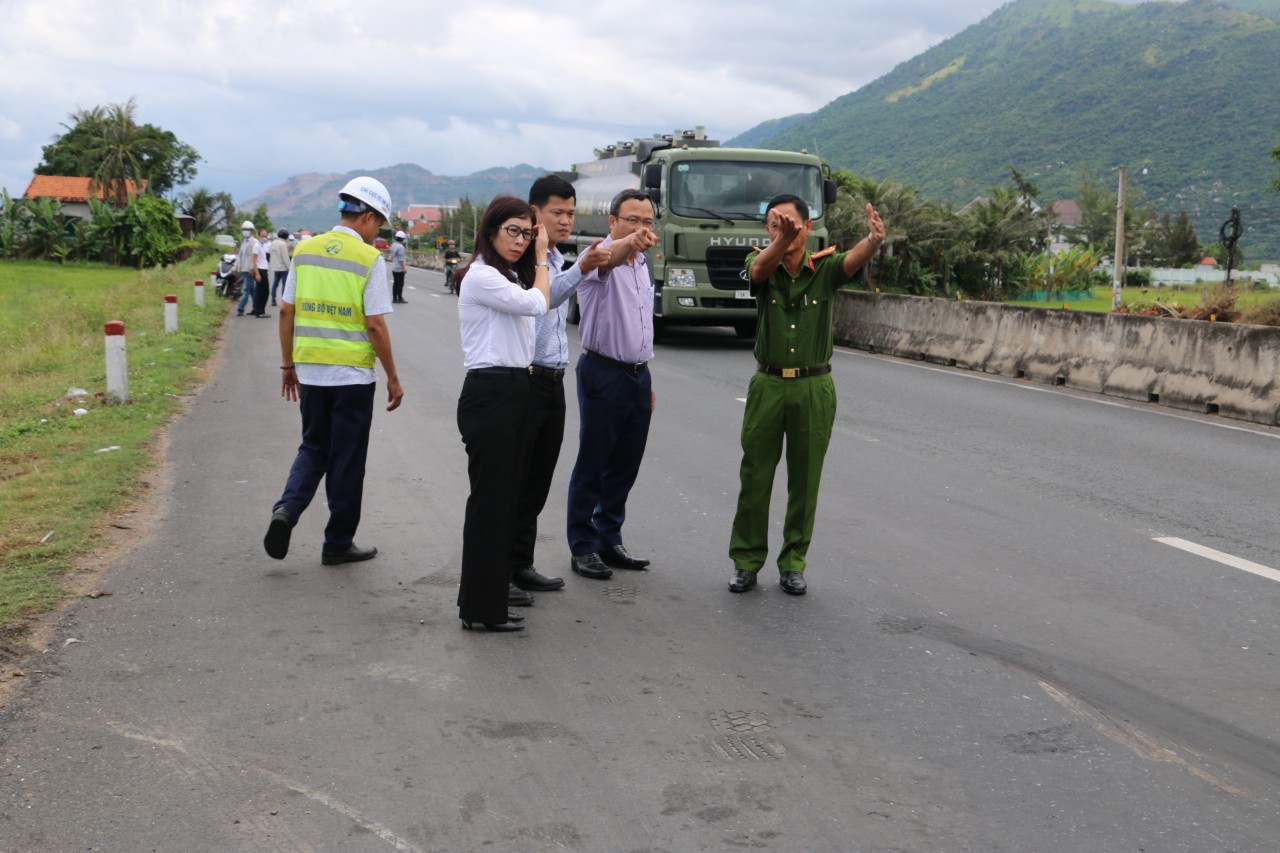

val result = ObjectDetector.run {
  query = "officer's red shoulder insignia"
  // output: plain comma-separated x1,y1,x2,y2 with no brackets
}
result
811,247,837,260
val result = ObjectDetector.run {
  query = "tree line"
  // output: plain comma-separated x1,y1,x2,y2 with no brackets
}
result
825,168,1213,300
1,99,274,266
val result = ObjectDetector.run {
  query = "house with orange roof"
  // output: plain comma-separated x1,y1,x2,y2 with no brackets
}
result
399,203,457,238
24,175,147,219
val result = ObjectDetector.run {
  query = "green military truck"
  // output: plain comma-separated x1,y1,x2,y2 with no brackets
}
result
561,127,837,339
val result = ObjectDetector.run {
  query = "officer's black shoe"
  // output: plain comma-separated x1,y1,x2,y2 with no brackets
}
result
512,566,565,591
779,571,807,595
508,584,535,607
599,543,650,570
321,544,378,565
728,569,757,593
263,508,294,560
571,553,613,580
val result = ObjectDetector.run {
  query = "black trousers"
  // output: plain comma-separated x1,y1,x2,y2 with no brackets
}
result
510,371,566,571
391,270,406,301
274,383,376,554
253,270,270,315
457,370,533,624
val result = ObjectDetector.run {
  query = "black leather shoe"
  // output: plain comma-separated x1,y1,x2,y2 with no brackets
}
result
263,508,294,560
599,543,650,570
321,543,378,565
512,565,565,591
728,569,757,593
461,619,524,632
505,611,525,623
779,571,807,595
571,553,612,580
508,584,535,607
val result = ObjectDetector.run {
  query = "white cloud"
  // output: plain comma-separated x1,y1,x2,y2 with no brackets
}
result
0,0,1049,202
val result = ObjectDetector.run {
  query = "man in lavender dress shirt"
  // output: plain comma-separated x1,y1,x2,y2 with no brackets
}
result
566,189,660,580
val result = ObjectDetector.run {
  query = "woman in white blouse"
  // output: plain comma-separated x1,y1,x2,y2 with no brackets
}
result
455,195,551,632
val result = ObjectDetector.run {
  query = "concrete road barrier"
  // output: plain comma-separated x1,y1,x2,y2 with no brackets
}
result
835,291,1280,427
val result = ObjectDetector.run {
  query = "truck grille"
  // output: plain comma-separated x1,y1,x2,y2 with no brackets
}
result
706,247,753,290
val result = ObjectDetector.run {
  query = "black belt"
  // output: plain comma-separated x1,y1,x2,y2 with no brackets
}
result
468,366,530,377
529,364,565,381
585,349,647,374
756,363,832,379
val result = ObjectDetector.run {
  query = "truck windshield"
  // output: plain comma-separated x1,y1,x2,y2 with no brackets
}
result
668,161,824,221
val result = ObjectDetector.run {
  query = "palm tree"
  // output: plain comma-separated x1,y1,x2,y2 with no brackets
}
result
961,186,1048,292
180,188,235,234
86,98,158,207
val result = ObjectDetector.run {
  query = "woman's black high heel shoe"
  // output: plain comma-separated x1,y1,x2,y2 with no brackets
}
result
461,619,524,632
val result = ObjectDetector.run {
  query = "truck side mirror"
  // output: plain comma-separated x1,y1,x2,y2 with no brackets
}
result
823,179,838,206
644,164,662,207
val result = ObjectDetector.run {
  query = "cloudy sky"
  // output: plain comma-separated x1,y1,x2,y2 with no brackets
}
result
0,0,1137,206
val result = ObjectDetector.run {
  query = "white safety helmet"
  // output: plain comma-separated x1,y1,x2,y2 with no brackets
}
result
240,220,254,230
394,230,406,241
338,176,392,223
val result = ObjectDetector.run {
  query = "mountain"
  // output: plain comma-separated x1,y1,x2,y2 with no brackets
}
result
727,114,811,149
246,162,547,231
730,0,1280,259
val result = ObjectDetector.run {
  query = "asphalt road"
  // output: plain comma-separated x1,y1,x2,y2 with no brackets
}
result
2,265,1278,852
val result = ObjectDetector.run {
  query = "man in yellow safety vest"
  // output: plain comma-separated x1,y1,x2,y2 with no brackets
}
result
263,176,404,565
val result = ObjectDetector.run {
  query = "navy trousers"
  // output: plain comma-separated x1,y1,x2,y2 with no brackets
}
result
274,382,376,555
566,354,652,556
511,371,566,571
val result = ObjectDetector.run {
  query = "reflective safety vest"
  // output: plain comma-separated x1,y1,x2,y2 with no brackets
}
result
290,231,380,368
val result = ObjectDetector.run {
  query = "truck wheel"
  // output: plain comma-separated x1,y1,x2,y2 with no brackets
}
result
652,318,665,344
734,321,757,339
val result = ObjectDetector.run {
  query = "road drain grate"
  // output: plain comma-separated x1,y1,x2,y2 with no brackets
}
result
708,711,787,761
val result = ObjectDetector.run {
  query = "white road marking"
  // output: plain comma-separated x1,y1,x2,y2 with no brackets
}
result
1154,537,1280,584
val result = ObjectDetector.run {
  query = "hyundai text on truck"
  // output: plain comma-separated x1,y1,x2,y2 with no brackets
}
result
559,127,838,339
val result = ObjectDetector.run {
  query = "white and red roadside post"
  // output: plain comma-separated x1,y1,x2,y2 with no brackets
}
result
194,279,206,307
164,294,178,333
105,321,128,403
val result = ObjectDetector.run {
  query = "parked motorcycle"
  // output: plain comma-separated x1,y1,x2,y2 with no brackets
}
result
214,254,240,298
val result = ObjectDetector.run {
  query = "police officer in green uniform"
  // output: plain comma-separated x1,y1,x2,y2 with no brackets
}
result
728,194,884,595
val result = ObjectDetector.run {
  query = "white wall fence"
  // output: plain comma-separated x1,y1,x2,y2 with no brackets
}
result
1102,266,1280,288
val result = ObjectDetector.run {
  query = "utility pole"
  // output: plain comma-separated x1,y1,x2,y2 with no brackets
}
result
1112,165,1126,311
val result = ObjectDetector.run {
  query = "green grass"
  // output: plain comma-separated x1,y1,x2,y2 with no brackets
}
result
0,256,228,627
1004,285,1279,313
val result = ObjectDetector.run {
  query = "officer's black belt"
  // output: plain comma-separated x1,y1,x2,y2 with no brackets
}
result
585,349,648,374
469,366,530,377
756,363,832,379
529,364,566,381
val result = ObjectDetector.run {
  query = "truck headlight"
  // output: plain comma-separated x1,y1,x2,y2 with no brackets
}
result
667,268,697,288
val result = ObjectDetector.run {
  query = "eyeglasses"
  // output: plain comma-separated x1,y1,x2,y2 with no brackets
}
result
500,224,534,240
616,216,656,228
